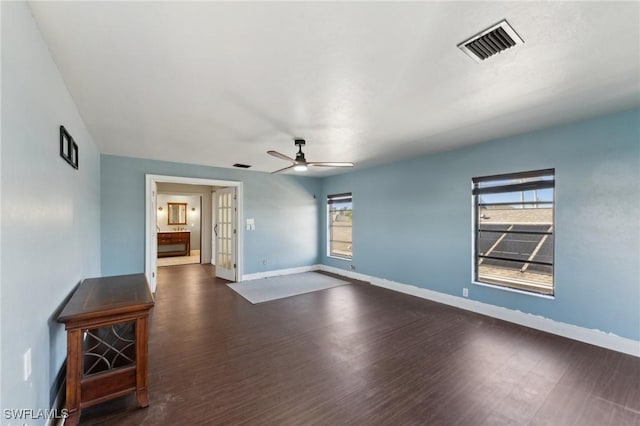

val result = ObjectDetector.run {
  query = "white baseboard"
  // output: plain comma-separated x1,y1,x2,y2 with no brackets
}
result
241,264,322,281
318,265,640,357
317,265,371,283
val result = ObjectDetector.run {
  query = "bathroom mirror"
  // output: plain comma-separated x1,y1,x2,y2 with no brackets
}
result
167,203,187,225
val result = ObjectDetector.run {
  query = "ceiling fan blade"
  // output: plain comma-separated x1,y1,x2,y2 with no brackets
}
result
267,150,296,163
271,164,296,174
308,162,354,168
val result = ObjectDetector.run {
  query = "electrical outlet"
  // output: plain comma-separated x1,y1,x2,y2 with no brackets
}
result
262,259,267,265
463,288,469,298
23,348,31,381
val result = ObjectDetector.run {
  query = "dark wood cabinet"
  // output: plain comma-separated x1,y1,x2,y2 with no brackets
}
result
157,231,190,257
57,274,154,426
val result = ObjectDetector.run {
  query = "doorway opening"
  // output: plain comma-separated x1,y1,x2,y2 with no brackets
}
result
145,175,243,293
156,184,211,267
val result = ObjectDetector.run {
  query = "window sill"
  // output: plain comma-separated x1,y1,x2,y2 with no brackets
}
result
472,280,555,300
327,255,352,261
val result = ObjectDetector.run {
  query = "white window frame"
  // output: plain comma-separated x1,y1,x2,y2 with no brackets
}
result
327,193,353,260
471,169,555,298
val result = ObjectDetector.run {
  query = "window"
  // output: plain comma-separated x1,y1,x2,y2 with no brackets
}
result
473,169,555,296
327,193,352,259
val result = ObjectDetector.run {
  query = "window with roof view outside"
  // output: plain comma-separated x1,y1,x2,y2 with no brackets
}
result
328,193,352,259
473,170,555,296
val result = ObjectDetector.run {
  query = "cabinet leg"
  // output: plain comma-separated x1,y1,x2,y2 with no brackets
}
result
136,315,151,408
65,329,82,426
137,388,150,408
64,410,80,426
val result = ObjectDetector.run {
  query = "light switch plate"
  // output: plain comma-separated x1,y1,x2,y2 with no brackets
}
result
24,348,31,381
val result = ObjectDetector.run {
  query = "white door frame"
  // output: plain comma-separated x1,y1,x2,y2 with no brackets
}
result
211,191,216,266
145,174,244,292
150,180,158,290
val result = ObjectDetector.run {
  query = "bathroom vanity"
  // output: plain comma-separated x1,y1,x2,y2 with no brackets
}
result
157,231,190,257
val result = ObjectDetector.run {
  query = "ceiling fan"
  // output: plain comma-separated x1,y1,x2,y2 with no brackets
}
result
267,139,354,174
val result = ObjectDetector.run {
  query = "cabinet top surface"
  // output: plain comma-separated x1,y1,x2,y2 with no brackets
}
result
57,274,154,323
158,231,190,234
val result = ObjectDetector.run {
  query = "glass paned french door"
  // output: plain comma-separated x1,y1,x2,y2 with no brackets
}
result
215,187,236,281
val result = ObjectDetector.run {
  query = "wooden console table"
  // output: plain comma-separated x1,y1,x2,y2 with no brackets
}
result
157,231,190,257
57,274,154,426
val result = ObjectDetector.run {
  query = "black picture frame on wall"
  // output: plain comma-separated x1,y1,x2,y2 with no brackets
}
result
60,125,78,169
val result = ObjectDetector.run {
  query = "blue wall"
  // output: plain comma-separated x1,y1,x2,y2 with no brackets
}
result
99,111,640,342
2,2,102,416
321,109,640,341
101,155,321,276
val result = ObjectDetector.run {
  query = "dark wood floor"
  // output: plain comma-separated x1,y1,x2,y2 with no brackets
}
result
79,264,640,425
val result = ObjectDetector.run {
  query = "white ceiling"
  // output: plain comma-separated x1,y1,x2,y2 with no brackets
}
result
28,1,640,176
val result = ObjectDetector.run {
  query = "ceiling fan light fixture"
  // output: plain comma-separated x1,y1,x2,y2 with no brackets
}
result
267,138,353,174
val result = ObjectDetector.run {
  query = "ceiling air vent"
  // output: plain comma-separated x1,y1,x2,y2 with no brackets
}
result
458,19,524,63
233,163,251,169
